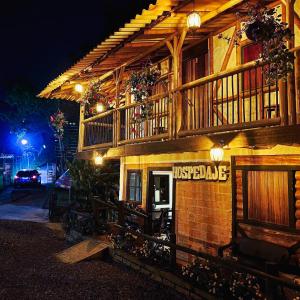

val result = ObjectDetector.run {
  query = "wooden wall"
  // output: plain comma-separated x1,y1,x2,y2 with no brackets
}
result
233,155,300,264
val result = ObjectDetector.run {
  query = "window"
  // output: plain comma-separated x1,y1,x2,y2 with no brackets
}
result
247,171,290,226
127,171,142,203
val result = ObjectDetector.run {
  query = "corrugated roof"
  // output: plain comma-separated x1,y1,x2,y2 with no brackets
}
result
38,0,247,100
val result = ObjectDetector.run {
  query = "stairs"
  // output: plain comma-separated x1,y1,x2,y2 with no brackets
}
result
56,239,109,264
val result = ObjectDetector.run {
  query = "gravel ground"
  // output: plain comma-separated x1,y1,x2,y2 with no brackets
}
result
0,221,187,300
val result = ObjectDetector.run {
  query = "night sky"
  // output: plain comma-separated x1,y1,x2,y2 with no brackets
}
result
0,0,155,153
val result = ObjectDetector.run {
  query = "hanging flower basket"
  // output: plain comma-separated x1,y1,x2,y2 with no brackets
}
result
218,2,294,82
77,79,112,116
245,20,275,42
50,110,66,138
127,66,161,125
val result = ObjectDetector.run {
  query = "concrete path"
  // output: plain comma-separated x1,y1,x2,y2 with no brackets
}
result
0,204,48,222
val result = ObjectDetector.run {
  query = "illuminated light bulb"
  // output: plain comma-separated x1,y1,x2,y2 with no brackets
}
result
74,83,84,93
210,146,224,164
187,11,201,30
96,103,105,113
94,154,103,165
21,139,28,145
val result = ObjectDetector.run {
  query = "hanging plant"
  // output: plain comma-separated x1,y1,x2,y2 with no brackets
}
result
127,66,161,124
50,110,66,138
77,79,113,116
218,1,294,82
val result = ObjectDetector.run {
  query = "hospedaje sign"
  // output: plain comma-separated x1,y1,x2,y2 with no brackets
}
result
172,163,229,181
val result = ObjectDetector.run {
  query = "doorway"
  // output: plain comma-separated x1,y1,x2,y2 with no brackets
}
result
148,170,173,235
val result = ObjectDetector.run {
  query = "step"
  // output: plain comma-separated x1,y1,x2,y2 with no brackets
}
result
56,239,109,264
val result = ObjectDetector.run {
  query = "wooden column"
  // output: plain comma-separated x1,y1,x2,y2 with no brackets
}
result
113,67,125,146
295,171,300,230
295,49,300,123
166,29,187,138
279,80,289,126
287,0,297,125
78,103,85,152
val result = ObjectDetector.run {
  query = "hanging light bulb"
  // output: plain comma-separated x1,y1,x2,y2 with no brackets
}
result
74,83,84,93
94,154,104,165
187,11,201,30
210,144,224,164
96,102,106,113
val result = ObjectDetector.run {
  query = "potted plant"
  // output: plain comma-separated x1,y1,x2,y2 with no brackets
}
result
218,1,294,81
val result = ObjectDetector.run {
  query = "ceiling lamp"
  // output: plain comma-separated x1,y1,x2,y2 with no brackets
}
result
187,11,201,30
74,83,84,93
210,144,224,165
96,103,106,113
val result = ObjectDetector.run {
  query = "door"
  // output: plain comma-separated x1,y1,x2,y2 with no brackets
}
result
148,170,173,235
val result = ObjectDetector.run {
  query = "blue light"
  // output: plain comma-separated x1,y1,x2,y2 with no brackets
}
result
21,139,28,145
42,144,46,149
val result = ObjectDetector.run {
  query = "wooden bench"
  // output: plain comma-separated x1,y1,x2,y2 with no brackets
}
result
218,225,300,275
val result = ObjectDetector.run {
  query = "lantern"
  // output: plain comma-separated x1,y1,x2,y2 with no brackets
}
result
74,83,84,93
96,102,106,113
187,11,201,30
94,154,104,165
210,145,224,164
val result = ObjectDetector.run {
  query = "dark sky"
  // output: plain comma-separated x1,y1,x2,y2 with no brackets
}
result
0,0,155,153
0,0,155,93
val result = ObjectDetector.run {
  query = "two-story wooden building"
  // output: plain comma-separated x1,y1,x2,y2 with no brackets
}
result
40,0,300,263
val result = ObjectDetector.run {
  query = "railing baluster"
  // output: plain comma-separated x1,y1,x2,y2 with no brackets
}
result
226,76,229,123
255,66,258,121
231,75,234,124
221,78,224,125
249,69,252,122
237,73,240,123
268,63,271,119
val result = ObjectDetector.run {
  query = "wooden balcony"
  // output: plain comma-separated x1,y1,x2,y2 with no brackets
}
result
79,47,300,152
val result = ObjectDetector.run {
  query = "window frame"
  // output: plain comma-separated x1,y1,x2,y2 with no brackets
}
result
126,170,142,204
234,165,298,233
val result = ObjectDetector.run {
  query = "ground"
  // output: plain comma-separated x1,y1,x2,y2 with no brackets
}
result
0,187,187,300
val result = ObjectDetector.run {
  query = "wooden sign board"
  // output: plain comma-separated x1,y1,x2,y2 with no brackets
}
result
172,164,229,182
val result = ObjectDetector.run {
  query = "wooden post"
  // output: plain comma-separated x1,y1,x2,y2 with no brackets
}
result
113,67,124,146
287,0,296,125
117,201,125,227
166,29,187,138
296,50,300,123
279,80,289,126
78,104,85,152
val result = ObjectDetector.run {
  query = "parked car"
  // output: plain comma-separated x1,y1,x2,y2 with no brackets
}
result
14,170,41,187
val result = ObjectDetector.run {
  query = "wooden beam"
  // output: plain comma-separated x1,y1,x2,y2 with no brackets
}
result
77,124,300,160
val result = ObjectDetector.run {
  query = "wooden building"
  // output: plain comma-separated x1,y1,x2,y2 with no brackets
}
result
40,0,300,266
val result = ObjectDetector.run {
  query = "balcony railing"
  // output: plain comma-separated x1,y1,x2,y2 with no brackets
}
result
179,61,282,137
118,94,171,145
82,110,114,149
80,47,300,150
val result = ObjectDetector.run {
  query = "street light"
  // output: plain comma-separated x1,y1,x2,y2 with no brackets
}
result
21,139,28,145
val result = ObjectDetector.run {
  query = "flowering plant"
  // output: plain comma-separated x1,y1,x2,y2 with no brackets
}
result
182,258,265,299
78,79,113,116
50,110,66,138
127,66,161,124
127,67,161,102
218,1,294,81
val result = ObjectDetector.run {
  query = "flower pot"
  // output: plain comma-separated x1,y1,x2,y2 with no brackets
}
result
245,20,275,42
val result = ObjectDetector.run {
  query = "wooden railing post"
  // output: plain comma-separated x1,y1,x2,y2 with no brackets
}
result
287,0,296,125
295,49,300,123
279,80,289,126
78,104,85,152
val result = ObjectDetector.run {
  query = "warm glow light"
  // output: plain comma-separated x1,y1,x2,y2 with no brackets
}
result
94,154,103,165
187,11,201,30
210,146,224,163
75,83,84,93
96,103,105,113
